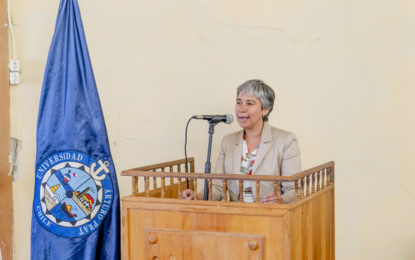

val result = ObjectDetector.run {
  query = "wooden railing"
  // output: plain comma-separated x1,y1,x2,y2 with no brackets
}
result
121,158,334,203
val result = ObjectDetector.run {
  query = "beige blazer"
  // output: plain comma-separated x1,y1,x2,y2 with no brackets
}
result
212,122,301,203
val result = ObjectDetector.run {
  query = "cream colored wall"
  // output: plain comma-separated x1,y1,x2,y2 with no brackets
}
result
9,0,415,259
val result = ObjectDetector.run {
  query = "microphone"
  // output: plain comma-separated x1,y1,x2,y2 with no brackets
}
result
192,114,234,124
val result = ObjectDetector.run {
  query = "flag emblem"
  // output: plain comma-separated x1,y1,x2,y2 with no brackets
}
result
33,151,114,238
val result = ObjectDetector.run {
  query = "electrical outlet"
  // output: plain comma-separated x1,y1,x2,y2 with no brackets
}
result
10,72,20,85
9,59,20,72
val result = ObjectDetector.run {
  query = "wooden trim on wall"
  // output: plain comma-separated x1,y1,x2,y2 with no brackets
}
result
0,0,13,258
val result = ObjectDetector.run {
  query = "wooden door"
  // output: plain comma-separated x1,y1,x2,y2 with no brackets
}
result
0,0,13,258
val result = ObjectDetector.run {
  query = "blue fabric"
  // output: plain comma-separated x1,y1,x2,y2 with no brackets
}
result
31,0,120,259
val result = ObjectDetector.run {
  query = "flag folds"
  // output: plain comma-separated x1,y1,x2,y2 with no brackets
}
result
31,0,120,259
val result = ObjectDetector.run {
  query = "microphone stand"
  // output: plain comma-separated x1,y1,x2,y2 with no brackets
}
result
203,121,217,200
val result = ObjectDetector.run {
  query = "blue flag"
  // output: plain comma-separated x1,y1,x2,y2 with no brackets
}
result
31,0,120,259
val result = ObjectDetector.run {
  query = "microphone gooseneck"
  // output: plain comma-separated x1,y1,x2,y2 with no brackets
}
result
184,113,233,200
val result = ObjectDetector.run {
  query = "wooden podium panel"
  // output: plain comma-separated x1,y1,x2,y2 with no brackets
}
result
144,228,264,259
289,188,334,259
123,197,291,259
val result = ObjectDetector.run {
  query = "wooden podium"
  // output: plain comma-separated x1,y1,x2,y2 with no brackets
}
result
121,158,334,259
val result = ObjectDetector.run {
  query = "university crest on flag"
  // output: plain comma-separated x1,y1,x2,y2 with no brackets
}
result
31,0,120,259
33,151,114,237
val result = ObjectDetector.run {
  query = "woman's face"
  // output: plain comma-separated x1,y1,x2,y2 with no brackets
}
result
235,92,269,131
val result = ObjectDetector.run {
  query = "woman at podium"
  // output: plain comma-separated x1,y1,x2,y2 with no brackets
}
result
183,79,301,203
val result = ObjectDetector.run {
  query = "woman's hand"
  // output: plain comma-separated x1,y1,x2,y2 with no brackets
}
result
262,193,284,204
182,189,195,200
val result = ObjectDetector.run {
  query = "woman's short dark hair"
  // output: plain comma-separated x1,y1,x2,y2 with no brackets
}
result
237,79,275,121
